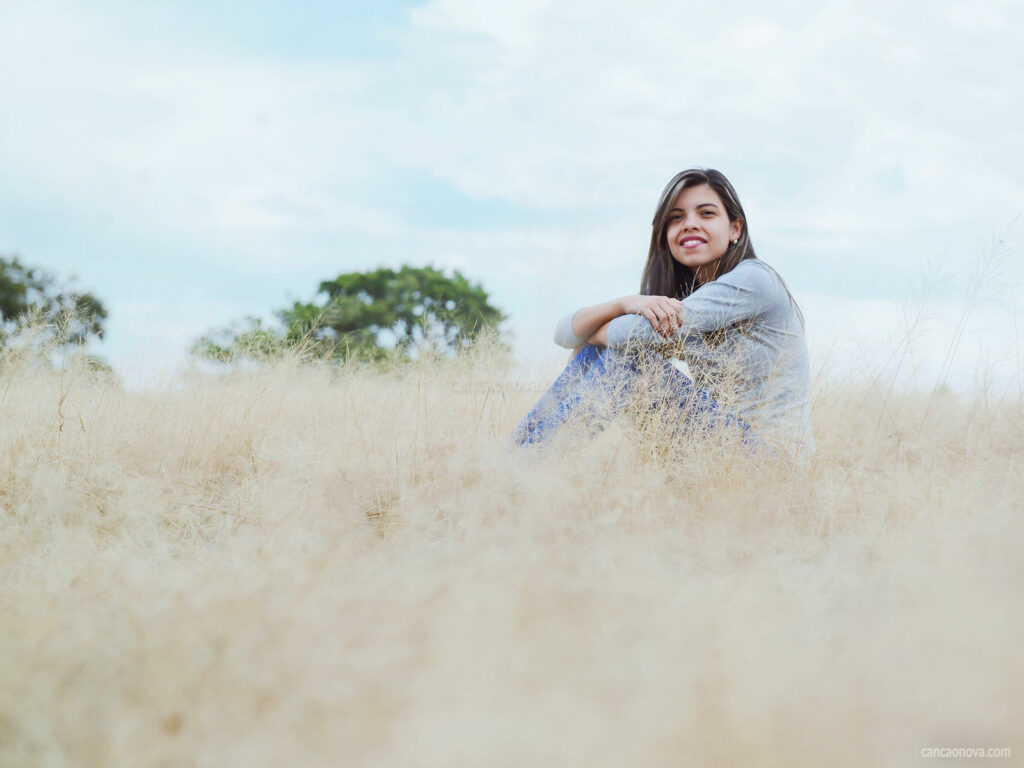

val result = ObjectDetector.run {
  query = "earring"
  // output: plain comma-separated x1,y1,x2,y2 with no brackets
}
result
731,238,738,244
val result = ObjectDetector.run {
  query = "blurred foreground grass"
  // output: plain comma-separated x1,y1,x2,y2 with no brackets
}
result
1,341,1022,767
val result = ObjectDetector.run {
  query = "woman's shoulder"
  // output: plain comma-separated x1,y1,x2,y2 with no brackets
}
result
723,259,788,297
728,257,778,278
721,259,803,323
735,259,805,327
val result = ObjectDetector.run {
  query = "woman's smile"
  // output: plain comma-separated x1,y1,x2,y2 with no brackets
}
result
665,183,742,284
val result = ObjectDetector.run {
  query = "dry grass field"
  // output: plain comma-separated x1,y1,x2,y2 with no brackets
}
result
1,338,1022,767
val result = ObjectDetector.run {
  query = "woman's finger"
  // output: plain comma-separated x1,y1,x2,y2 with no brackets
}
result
645,309,668,337
659,303,679,332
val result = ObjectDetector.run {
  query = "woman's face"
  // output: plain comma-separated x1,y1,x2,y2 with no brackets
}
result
665,183,743,285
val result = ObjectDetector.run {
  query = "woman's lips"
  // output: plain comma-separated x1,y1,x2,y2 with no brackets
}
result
680,239,705,249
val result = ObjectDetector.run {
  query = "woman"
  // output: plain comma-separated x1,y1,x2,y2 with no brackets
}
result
512,168,814,459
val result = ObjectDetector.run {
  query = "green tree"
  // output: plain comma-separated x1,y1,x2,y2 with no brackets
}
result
194,265,506,362
0,255,108,347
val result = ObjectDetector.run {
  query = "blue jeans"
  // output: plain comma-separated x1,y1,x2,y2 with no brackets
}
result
511,344,748,448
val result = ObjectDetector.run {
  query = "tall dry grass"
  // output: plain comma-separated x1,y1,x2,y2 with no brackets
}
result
1,336,1022,767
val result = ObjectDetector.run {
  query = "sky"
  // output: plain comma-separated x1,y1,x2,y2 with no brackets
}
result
1,0,1022,392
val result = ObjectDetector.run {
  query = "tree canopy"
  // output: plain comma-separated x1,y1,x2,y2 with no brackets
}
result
195,265,506,362
0,255,108,347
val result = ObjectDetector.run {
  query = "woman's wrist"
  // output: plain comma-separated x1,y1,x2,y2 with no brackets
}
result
618,295,644,316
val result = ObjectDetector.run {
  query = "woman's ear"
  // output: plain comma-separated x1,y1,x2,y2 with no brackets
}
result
731,219,744,241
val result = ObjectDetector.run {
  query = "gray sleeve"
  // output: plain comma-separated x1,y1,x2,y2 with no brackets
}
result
553,310,588,349
606,260,779,349
605,313,661,348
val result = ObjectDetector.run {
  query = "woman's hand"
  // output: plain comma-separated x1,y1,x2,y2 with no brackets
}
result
619,295,685,338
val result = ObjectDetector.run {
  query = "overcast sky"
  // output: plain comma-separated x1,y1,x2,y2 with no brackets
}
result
2,0,1022,391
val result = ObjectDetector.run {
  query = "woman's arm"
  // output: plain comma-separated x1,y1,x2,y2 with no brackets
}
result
604,261,780,349
587,320,613,346
556,295,685,348
569,298,628,341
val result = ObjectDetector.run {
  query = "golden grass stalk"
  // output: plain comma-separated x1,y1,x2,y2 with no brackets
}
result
0,328,1021,767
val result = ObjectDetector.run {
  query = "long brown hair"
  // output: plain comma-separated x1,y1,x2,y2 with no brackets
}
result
640,168,755,299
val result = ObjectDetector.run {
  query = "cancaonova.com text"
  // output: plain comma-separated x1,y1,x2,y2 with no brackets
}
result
921,747,1012,759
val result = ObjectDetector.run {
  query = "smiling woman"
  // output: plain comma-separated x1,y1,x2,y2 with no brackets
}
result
511,168,814,459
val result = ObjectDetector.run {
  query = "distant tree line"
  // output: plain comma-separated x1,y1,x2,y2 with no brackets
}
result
0,255,506,368
193,265,506,363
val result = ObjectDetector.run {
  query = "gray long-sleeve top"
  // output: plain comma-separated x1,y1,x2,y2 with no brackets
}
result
553,259,814,458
